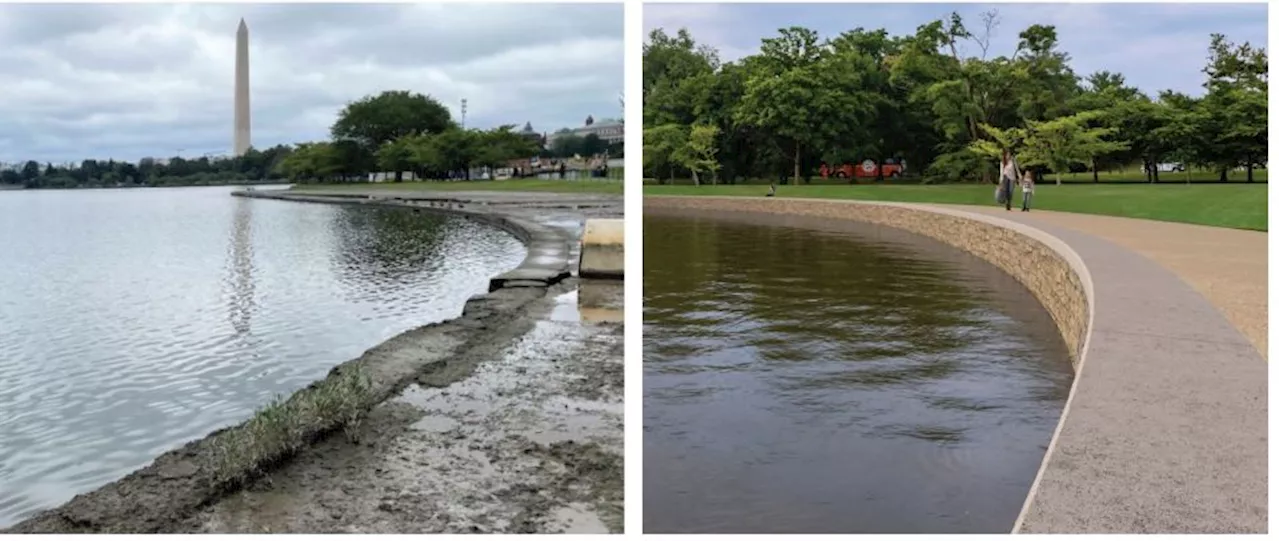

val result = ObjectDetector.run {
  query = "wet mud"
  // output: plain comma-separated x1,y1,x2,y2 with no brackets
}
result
189,283,624,533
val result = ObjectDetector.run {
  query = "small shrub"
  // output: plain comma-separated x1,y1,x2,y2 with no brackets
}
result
206,364,375,486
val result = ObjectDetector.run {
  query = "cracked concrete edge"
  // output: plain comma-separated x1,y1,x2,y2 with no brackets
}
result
3,191,572,533
644,195,1097,534
232,190,573,290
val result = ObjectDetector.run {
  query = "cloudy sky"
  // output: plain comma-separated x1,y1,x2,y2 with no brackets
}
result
645,3,1267,96
0,3,623,163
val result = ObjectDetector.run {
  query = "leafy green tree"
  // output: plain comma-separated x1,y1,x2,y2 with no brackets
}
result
645,16,1265,186
474,126,542,175
331,90,455,152
376,138,415,182
1019,111,1129,185
969,123,1027,160
580,134,608,157
736,37,879,183
1,169,20,185
643,28,720,127
643,124,688,183
1200,33,1268,182
431,129,480,180
20,161,40,181
549,133,585,158
675,124,722,185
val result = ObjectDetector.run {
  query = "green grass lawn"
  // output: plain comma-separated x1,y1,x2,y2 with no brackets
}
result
295,178,623,195
645,183,1268,231
1053,167,1267,183
645,167,1267,186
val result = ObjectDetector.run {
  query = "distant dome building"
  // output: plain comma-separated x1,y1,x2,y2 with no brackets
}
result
518,121,545,148
544,115,623,149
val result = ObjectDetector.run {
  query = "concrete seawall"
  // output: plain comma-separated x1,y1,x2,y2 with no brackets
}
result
645,196,1266,534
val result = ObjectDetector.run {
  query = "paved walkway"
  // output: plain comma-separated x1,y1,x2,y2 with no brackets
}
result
947,206,1267,359
938,206,1267,533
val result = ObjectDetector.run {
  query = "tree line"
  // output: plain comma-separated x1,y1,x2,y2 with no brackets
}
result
643,12,1267,185
2,90,621,189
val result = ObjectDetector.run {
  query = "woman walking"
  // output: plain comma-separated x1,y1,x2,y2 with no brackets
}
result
998,150,1020,212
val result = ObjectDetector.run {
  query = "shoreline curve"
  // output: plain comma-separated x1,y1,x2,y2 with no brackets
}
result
646,196,1092,365
232,190,573,290
5,190,574,533
646,195,1265,534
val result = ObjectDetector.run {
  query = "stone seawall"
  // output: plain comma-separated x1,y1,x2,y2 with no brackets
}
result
644,196,1092,366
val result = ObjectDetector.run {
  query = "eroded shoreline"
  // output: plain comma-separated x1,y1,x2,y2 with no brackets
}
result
7,190,623,533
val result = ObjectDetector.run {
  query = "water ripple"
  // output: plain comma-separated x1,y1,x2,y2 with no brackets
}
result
0,187,525,527
643,214,1074,534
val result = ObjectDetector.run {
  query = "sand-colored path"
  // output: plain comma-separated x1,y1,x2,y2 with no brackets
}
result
947,207,1267,533
947,206,1267,358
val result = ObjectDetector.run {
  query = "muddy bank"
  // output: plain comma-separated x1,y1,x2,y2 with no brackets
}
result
5,288,547,533
191,282,623,533
4,192,624,534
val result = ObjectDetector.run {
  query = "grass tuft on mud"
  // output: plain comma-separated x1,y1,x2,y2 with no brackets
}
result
207,364,374,486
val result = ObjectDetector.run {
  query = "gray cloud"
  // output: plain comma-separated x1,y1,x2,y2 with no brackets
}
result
0,3,624,163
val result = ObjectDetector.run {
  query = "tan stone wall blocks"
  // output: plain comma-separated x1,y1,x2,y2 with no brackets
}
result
645,196,1091,367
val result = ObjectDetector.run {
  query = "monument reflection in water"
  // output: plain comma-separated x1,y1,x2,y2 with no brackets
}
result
642,211,1073,534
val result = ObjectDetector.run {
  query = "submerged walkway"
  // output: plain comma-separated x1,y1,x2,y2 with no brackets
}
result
646,196,1267,533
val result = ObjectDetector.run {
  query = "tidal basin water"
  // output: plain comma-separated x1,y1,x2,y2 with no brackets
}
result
0,186,525,527
643,211,1073,534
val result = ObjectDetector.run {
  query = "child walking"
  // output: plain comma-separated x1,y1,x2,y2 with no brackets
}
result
1020,170,1035,212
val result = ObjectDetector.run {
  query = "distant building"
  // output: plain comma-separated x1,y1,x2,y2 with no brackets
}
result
544,115,624,148
518,122,545,147
368,171,420,183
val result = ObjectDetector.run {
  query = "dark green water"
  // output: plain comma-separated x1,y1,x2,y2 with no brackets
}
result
642,210,1073,534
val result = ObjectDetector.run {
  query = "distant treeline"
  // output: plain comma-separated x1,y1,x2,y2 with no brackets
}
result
644,11,1267,184
3,90,624,189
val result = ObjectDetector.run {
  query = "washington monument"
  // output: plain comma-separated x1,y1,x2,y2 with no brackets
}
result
233,18,251,156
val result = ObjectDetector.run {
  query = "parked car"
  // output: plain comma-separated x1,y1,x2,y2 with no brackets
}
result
1145,162,1186,173
820,158,906,181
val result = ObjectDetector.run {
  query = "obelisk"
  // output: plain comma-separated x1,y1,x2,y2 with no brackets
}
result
233,18,251,156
